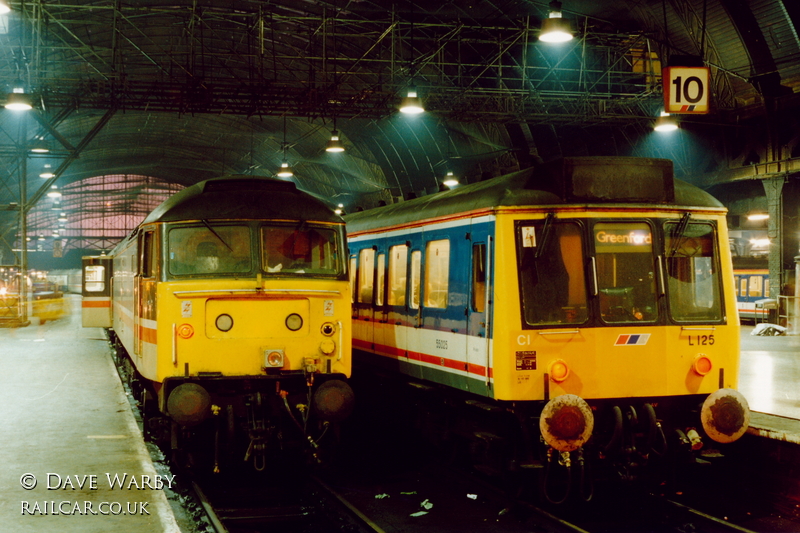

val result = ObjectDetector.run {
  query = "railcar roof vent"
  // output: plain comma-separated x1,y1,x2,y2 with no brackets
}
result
530,157,675,203
202,176,298,194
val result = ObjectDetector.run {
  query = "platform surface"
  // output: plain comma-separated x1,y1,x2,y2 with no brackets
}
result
0,296,180,533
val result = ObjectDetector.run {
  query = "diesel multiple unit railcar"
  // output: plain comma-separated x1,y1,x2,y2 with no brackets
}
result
346,157,749,501
82,176,354,471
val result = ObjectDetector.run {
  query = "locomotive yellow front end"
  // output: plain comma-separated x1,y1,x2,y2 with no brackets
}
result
109,177,353,471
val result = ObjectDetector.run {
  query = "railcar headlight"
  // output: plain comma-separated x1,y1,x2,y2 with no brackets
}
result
692,354,713,376
320,322,335,336
285,313,303,331
215,314,234,332
264,349,285,368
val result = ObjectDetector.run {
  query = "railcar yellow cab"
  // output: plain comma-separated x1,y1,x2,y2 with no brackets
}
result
345,157,749,501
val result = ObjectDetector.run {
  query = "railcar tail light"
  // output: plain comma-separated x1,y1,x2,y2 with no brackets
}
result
265,349,284,368
692,354,712,376
549,359,570,382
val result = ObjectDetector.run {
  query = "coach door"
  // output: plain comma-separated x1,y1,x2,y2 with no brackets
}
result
81,255,113,328
354,247,376,349
466,220,493,395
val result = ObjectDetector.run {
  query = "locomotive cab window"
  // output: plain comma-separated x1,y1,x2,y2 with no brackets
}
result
665,221,723,322
594,222,657,323
261,224,341,275
517,220,587,326
168,224,251,276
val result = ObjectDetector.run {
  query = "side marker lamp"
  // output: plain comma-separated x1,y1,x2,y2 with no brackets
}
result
549,359,570,382
692,354,713,376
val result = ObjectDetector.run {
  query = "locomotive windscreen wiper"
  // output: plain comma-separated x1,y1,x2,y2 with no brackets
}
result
202,220,234,252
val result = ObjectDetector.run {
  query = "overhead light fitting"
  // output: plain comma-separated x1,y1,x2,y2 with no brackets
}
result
747,212,769,221
29,139,50,153
0,2,10,14
47,185,61,198
276,116,295,178
5,92,32,111
326,123,345,153
399,85,424,114
276,161,294,178
40,172,55,179
654,112,678,132
443,171,459,188
539,1,573,43
58,213,68,222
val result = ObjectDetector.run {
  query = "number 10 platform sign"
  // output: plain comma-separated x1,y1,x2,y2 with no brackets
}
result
663,66,710,114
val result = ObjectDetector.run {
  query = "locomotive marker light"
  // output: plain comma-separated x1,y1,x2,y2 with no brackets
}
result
540,394,594,452
548,359,570,382
285,313,303,331
700,388,750,443
215,313,233,332
167,383,211,426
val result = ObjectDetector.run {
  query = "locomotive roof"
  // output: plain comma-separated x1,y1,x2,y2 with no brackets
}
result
142,175,344,225
345,157,724,233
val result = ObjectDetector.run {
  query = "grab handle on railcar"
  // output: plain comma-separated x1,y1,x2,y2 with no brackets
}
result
657,255,666,296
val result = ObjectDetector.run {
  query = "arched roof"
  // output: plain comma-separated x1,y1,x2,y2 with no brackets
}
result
0,0,796,252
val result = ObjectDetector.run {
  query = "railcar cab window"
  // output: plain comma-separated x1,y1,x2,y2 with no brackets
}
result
664,221,722,322
594,222,658,323
261,224,342,276
517,219,588,326
168,225,251,276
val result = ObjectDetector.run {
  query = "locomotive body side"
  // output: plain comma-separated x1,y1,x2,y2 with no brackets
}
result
94,176,354,470
346,157,749,499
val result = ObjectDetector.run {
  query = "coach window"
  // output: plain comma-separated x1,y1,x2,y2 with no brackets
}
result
740,277,747,298
748,276,762,298
472,244,486,312
424,240,450,308
358,248,375,304
518,220,587,325
665,221,722,322
84,266,105,292
388,244,408,306
410,250,421,309
734,275,740,297
376,253,386,306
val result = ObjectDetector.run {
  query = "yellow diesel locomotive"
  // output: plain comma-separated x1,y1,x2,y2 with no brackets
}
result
346,157,749,501
83,176,354,471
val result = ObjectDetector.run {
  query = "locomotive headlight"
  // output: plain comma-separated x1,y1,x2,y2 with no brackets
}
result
285,313,303,331
265,349,285,368
549,359,570,382
215,314,234,332
692,354,713,376
320,322,335,336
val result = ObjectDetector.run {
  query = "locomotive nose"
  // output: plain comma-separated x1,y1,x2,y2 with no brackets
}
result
701,388,750,443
